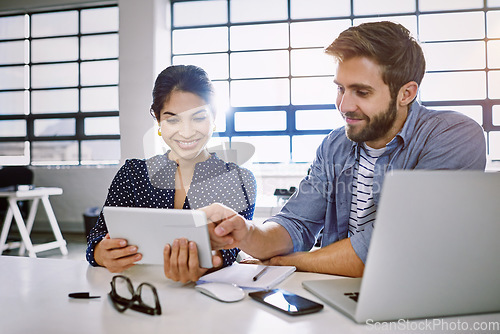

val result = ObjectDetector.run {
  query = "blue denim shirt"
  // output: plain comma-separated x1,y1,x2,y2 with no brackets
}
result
267,102,486,263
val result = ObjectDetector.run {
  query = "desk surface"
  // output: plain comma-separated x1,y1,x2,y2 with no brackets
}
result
1,256,499,334
0,186,62,198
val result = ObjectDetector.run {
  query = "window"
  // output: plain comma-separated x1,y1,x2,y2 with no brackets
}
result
170,0,500,163
0,5,119,165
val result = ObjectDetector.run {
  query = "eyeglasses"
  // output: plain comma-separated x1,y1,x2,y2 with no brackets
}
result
108,275,162,316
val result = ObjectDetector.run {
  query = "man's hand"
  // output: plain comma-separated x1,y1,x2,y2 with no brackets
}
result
163,238,222,283
94,234,142,273
199,203,252,250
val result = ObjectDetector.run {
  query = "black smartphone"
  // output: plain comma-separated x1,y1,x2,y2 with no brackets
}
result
249,289,323,316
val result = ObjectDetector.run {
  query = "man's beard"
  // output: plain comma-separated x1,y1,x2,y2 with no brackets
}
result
344,98,398,143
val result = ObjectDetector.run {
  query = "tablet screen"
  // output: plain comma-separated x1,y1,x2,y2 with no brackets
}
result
103,206,213,268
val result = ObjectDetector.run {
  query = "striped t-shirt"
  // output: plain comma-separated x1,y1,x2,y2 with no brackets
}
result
349,143,386,236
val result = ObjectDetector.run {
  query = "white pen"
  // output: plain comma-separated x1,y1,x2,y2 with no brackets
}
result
252,266,269,281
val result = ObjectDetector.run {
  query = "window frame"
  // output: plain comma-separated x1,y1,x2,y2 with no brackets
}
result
170,0,500,163
0,4,120,166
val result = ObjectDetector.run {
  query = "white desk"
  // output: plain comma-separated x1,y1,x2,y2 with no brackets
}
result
1,256,499,334
0,187,68,257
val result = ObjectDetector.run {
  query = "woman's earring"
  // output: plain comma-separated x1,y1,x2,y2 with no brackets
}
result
213,125,217,132
158,128,162,136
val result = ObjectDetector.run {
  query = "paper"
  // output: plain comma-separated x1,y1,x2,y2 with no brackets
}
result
198,263,296,290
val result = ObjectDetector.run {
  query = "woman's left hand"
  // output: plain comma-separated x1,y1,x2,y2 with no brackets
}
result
163,238,222,283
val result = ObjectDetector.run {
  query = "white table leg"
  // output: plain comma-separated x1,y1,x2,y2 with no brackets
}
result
41,195,68,255
0,208,14,254
8,198,37,258
18,198,40,256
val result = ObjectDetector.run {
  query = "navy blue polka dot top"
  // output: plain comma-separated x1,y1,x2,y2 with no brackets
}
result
86,152,256,268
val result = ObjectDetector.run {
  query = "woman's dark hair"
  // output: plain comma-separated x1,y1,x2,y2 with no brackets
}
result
150,65,215,121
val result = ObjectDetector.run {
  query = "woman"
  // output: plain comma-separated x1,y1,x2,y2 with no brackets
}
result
86,65,256,282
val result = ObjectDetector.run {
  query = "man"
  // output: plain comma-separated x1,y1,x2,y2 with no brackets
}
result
165,21,486,282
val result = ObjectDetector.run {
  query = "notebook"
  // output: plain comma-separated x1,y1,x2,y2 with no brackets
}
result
303,170,500,323
198,263,296,290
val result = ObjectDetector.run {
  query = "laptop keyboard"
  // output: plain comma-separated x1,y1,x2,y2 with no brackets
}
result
344,292,360,302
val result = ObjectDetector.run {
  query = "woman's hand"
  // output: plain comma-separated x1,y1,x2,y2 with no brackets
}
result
163,238,222,283
94,234,142,273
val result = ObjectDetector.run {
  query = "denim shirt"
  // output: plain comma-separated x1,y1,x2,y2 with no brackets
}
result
267,102,487,263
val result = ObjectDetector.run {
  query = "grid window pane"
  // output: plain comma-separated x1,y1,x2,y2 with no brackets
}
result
173,27,228,54
31,141,78,165
296,109,344,131
489,132,500,159
0,91,27,115
420,71,486,101
488,40,500,69
292,135,325,162
81,60,119,86
0,5,118,166
31,11,78,37
31,63,79,88
31,37,78,63
230,23,288,51
84,116,120,135
237,136,290,162
489,0,500,6
81,34,119,60
81,87,119,112
419,0,483,11
235,111,286,131
231,79,289,107
81,7,119,33
34,118,75,136
173,54,229,80
291,49,335,76
231,0,287,23
0,142,28,157
31,89,78,114
493,106,500,126
431,106,483,126
488,70,500,99
291,0,350,19
213,81,230,117
419,12,485,41
291,77,336,105
423,41,486,71
290,20,351,48
81,139,120,164
353,0,415,15
0,120,26,137
0,41,25,64
487,11,500,38
173,0,227,27
231,50,289,79
0,66,26,90
0,15,26,40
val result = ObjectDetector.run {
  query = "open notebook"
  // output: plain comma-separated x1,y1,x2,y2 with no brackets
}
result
198,263,296,290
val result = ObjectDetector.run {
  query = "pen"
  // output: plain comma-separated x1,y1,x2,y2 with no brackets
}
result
68,292,100,299
252,266,269,281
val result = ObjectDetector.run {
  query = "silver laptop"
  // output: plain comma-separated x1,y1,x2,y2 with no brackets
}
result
303,170,500,323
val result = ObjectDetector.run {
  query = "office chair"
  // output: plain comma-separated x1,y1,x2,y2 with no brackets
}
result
0,166,34,220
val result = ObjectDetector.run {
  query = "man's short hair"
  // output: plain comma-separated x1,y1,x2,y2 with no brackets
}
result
325,21,426,100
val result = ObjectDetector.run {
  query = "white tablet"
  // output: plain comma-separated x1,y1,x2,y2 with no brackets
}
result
103,206,213,268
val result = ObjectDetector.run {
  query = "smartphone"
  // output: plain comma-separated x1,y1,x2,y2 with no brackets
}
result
249,289,323,316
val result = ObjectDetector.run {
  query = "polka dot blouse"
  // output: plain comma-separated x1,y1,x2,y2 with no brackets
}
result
86,152,257,268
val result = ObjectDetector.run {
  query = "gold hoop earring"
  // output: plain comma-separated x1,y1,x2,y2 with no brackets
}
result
158,128,162,136
213,125,217,132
